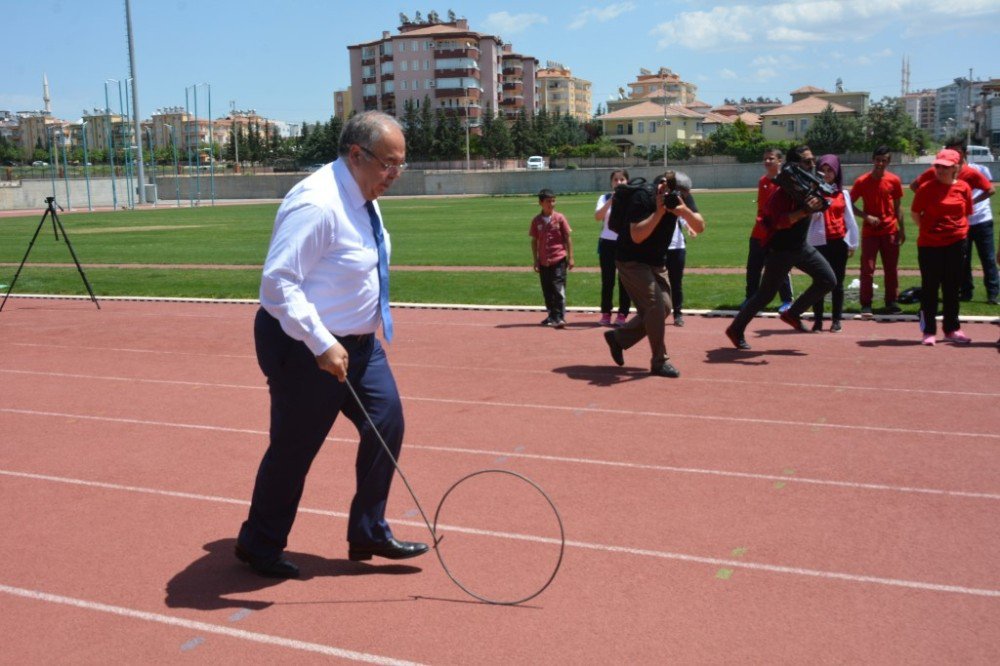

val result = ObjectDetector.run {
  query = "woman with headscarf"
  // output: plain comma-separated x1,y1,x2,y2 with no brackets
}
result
807,154,859,332
910,149,974,345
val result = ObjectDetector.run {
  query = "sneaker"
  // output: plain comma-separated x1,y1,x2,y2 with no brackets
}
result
944,330,972,344
603,330,625,366
860,307,874,319
540,317,554,326
599,313,612,327
724,325,751,350
674,314,685,327
614,313,628,327
778,301,793,314
884,303,902,315
921,334,936,346
988,296,999,305
811,320,823,332
650,362,681,378
553,319,566,329
830,321,842,333
779,310,807,332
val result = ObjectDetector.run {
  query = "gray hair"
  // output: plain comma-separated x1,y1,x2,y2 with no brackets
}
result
674,171,693,191
337,111,403,157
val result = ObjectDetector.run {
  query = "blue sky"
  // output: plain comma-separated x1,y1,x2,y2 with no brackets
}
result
4,1,998,125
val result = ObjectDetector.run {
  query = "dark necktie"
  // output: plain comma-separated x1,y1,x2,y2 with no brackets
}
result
365,200,393,342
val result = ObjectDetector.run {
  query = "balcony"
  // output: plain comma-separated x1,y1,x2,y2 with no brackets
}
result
435,47,479,59
435,88,475,99
502,66,523,76
435,67,478,78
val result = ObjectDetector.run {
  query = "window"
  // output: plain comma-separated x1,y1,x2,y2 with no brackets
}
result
616,123,624,135
382,81,394,93
787,120,795,133
412,60,419,71
637,121,644,134
799,118,809,133
401,61,408,72
400,81,407,90
649,121,656,132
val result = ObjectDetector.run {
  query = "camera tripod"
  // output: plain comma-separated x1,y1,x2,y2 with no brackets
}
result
0,197,100,312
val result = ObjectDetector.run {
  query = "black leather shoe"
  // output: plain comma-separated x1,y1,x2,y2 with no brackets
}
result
603,330,624,366
779,310,807,332
235,544,300,579
348,538,429,561
725,325,751,350
650,362,680,378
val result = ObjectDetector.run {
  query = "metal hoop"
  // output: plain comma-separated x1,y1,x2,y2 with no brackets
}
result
432,469,565,606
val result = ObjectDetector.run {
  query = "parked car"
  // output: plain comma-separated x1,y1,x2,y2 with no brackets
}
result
526,155,546,170
31,160,48,167
966,145,995,163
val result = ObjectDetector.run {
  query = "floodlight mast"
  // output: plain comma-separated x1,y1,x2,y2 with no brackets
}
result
125,0,146,204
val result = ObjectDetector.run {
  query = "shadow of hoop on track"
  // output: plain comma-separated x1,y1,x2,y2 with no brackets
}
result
164,538,422,611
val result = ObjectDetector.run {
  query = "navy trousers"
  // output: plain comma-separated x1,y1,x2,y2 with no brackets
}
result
238,308,404,560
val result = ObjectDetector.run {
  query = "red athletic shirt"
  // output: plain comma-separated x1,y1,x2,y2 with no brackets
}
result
911,163,993,194
911,179,972,247
850,171,903,237
823,191,847,241
751,174,779,240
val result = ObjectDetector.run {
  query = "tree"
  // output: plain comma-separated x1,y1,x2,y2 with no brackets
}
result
804,104,861,155
861,97,929,155
433,112,464,160
479,103,513,160
511,109,531,156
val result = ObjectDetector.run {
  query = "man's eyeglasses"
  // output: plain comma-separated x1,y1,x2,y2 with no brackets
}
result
360,146,407,175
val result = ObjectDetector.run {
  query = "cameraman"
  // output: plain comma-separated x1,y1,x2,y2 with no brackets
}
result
726,145,835,350
603,171,705,378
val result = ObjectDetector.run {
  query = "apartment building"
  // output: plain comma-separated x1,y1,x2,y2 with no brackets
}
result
902,90,936,133
536,61,592,121
596,101,705,155
607,67,698,114
760,96,857,142
333,88,352,121
346,17,537,126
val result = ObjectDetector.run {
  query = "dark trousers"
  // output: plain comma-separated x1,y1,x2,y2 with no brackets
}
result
598,238,630,316
238,308,404,560
961,221,999,300
813,239,849,325
732,243,835,335
539,258,568,321
918,241,965,336
665,248,686,316
746,237,793,303
615,260,672,368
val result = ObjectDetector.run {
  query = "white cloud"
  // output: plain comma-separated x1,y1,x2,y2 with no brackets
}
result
481,11,548,36
720,68,738,80
568,2,637,30
755,68,779,81
649,0,999,51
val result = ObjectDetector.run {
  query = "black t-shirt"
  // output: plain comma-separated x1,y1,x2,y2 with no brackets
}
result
616,191,697,265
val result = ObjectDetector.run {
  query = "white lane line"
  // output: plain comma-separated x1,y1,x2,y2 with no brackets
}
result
0,583,423,665
2,469,998,600
6,351,999,398
3,369,997,441
2,408,997,501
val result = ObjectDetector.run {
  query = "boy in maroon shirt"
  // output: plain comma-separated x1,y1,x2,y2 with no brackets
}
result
851,146,906,316
530,189,574,328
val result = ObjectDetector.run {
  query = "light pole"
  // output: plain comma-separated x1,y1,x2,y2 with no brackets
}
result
465,105,471,171
46,126,58,201
81,120,93,211
230,100,240,174
164,124,180,207
124,0,147,204
145,126,156,206
59,126,71,210
103,81,118,210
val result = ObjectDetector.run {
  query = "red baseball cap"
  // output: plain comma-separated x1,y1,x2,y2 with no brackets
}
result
932,149,961,167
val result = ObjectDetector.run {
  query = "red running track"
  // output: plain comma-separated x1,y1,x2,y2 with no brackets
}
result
0,298,998,663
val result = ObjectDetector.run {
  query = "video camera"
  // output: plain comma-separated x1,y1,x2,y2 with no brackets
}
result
772,163,837,211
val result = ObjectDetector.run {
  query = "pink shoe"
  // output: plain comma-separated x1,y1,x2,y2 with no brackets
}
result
614,314,628,327
921,334,936,346
944,330,971,344
599,314,612,326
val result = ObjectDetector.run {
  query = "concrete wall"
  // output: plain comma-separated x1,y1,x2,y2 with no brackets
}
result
2,164,989,211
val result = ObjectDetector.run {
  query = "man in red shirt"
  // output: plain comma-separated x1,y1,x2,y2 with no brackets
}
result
745,148,793,311
850,146,906,316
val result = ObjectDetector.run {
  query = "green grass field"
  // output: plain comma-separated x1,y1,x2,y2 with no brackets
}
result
1,191,997,314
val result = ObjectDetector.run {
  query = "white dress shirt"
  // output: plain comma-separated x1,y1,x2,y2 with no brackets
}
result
260,158,391,355
968,162,994,226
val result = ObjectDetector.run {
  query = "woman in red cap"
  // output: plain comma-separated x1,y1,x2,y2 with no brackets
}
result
910,149,974,345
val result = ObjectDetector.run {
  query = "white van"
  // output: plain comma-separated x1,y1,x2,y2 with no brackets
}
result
526,156,546,170
966,145,995,163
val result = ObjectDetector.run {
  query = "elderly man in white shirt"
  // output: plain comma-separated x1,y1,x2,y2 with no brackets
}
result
236,111,428,579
